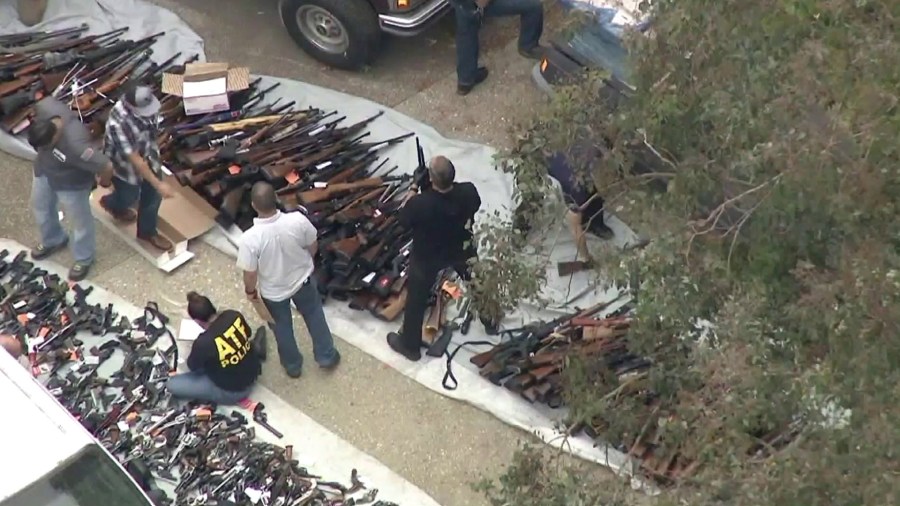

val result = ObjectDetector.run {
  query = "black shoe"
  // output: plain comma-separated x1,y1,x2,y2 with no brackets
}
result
518,45,545,60
67,261,91,282
252,326,268,362
31,239,68,260
457,67,489,96
284,366,302,379
387,332,421,361
319,350,341,370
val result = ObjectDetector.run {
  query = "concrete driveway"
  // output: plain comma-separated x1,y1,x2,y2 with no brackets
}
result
0,2,642,505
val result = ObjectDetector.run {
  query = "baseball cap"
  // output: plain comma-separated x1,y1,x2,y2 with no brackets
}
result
130,85,161,117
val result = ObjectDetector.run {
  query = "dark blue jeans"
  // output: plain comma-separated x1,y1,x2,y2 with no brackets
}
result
454,0,544,84
262,276,339,375
103,177,161,238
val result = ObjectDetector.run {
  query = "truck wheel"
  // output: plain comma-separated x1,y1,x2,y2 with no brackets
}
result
280,0,382,71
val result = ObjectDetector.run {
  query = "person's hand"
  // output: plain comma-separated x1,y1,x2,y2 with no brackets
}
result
245,289,259,301
475,0,492,10
157,181,176,199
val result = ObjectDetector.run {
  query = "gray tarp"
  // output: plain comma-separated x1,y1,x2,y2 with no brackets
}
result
0,0,648,486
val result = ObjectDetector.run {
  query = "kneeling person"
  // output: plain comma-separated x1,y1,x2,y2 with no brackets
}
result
167,292,261,404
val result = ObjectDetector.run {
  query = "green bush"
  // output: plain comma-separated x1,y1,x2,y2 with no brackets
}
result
477,0,900,504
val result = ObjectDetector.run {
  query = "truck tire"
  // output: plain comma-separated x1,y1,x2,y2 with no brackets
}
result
280,0,382,71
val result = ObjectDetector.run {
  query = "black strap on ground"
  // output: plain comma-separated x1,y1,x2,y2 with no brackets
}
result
440,326,525,391
143,301,179,372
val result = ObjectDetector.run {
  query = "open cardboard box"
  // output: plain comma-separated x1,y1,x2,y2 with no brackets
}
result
90,175,218,272
161,62,251,116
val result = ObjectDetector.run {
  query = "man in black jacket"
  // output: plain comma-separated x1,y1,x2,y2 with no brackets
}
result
166,292,263,404
386,156,482,361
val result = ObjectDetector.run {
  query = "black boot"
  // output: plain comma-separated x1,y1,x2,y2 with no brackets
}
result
387,332,421,361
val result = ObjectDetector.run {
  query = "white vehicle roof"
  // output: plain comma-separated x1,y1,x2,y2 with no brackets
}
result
0,351,95,501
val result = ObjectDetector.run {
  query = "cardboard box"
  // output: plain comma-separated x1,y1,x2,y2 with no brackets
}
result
161,62,250,116
90,176,218,272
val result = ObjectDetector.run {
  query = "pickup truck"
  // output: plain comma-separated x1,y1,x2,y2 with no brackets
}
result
278,0,452,70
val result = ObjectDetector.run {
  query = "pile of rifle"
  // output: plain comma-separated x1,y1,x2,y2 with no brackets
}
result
160,82,422,322
0,25,190,137
468,299,648,407
0,249,398,506
467,298,698,483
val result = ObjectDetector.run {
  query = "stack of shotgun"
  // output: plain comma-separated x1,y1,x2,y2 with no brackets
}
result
0,25,194,137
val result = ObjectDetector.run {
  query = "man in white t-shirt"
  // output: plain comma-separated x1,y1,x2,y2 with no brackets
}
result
236,182,340,377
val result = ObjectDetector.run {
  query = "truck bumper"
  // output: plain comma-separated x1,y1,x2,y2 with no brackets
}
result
378,0,451,37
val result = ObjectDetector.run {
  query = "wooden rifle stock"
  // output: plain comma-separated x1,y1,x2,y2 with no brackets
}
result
203,113,306,133
371,288,407,322
13,61,42,78
329,236,363,260
327,187,384,221
1,101,35,134
392,272,408,293
470,347,500,369
0,75,38,98
299,177,397,205
40,72,67,92
348,291,380,311
422,292,446,345
176,166,224,188
74,53,146,110
356,239,385,265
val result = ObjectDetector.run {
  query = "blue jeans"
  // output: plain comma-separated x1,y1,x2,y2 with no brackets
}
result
31,177,95,264
167,371,252,405
454,0,544,84
102,177,161,238
263,276,339,374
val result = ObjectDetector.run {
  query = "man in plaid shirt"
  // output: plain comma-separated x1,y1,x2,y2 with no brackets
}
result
100,84,175,251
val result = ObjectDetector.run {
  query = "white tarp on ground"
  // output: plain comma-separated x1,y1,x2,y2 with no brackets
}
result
0,238,440,506
0,0,648,485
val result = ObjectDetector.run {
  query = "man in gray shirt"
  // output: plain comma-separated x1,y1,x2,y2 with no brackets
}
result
27,97,112,281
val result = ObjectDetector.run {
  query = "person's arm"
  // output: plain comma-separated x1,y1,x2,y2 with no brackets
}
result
185,338,206,371
107,118,173,197
469,184,482,216
72,133,114,175
242,270,259,299
398,196,418,229
236,239,261,300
